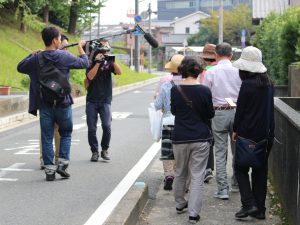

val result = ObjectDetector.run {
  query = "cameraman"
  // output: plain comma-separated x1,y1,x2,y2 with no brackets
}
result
85,39,122,162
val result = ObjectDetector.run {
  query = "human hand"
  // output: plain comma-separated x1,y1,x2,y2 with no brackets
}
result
232,132,237,142
32,50,42,56
78,40,86,47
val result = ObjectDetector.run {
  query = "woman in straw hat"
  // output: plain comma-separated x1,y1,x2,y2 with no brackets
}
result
232,46,275,220
154,54,184,190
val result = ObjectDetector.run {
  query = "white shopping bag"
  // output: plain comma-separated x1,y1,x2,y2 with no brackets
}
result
148,103,163,142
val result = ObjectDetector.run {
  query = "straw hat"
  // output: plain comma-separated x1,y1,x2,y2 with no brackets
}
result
233,46,267,73
199,44,216,59
164,54,184,73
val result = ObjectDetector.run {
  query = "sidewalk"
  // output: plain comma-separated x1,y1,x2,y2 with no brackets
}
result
137,155,282,225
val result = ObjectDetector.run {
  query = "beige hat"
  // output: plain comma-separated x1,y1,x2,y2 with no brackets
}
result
233,46,267,73
164,54,184,73
199,44,216,59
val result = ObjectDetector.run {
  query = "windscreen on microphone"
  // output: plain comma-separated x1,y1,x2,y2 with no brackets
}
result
144,33,159,48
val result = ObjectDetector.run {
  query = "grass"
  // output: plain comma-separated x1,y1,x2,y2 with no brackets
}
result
0,13,157,93
267,180,290,225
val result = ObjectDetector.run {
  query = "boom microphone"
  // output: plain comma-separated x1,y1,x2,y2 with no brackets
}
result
135,24,159,48
144,33,159,48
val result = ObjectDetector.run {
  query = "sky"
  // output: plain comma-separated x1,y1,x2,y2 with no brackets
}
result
99,0,158,25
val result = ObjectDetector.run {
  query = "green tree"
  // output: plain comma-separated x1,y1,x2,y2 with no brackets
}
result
252,8,300,84
189,5,255,46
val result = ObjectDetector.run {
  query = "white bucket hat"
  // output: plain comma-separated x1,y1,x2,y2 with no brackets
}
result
233,46,267,73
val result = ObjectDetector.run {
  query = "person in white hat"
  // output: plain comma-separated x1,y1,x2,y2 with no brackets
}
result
154,54,184,191
232,46,275,220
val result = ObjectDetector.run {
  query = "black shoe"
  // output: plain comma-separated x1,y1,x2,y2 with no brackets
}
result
189,215,200,224
235,206,258,219
163,176,174,190
176,202,188,214
56,164,70,178
250,211,266,220
45,171,55,181
90,152,99,162
101,150,110,160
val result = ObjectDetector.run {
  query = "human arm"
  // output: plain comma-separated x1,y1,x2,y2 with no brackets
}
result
17,54,37,75
113,61,122,75
62,40,89,69
86,54,103,80
170,87,176,115
232,81,247,133
154,84,166,110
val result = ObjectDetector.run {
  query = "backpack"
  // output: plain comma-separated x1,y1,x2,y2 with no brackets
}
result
37,53,71,104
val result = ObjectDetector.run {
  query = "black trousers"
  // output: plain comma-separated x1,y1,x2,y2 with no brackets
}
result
206,145,214,170
234,161,268,213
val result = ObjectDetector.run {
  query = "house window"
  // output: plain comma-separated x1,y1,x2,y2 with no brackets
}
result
185,27,190,34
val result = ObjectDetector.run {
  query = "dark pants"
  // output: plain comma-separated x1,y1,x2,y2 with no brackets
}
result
40,103,73,168
86,102,111,152
234,161,268,213
206,145,214,170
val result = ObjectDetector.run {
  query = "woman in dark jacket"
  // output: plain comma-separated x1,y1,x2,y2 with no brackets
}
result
232,46,275,220
171,56,215,224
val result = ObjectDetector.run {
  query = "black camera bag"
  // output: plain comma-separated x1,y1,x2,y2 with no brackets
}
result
37,53,71,104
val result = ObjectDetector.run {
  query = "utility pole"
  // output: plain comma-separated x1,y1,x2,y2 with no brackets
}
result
147,3,152,74
218,0,223,44
134,0,140,72
97,0,101,37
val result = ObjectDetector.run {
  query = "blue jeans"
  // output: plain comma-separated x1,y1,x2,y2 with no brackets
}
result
40,103,73,168
86,102,111,152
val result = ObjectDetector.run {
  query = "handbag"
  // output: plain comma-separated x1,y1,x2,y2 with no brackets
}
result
235,137,268,168
148,103,163,142
235,86,272,168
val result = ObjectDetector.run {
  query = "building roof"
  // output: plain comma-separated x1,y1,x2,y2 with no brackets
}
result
170,11,210,25
252,0,289,19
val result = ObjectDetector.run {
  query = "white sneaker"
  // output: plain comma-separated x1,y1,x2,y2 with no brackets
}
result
213,189,229,200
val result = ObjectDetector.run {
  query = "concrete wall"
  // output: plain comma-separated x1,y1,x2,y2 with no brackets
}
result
274,85,288,97
269,97,300,225
0,95,29,117
288,64,300,97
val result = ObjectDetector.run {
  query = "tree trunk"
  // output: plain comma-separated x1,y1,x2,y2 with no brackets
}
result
43,4,49,24
19,1,26,33
68,0,79,34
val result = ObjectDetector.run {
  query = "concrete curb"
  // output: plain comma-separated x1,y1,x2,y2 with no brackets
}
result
104,184,149,225
0,77,160,131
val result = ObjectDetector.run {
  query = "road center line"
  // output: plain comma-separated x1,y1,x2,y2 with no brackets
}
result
84,141,161,225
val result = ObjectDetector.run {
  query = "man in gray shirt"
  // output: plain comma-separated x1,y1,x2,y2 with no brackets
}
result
204,43,242,199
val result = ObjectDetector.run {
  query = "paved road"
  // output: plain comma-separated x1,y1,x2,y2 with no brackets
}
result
0,83,159,225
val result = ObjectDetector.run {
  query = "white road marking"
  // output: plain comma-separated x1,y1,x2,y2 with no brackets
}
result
73,123,86,130
84,141,161,225
0,163,34,182
81,112,132,122
133,90,141,93
112,112,132,120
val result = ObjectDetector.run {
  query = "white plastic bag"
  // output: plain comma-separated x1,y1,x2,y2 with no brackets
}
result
148,103,163,142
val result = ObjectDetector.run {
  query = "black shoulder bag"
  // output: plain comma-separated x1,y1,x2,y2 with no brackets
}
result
37,53,71,105
235,87,272,168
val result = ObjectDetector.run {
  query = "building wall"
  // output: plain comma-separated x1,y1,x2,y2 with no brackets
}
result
157,0,251,20
172,13,208,34
290,0,300,7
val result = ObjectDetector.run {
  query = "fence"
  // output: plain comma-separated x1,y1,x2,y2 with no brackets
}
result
269,97,300,225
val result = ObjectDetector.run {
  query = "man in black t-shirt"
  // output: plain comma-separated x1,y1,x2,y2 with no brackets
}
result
85,39,122,162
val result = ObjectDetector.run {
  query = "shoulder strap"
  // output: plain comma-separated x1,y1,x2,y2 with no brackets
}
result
175,85,193,108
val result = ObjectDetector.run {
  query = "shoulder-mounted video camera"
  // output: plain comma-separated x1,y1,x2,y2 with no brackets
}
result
84,39,115,64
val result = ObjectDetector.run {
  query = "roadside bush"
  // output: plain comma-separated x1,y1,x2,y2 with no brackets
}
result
252,8,300,84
